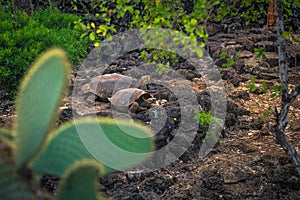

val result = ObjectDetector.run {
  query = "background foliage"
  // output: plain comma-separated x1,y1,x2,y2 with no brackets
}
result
0,6,90,97
0,0,299,97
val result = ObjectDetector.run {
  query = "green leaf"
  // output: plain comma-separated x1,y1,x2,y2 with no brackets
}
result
282,31,290,39
190,18,197,26
251,87,257,93
14,48,70,168
31,118,154,176
220,52,227,58
195,47,203,57
222,63,228,68
56,159,104,200
99,25,108,36
109,26,117,33
291,34,300,43
271,84,283,92
89,32,96,41
0,155,36,200
246,84,257,93
295,0,300,8
262,107,270,121
270,93,277,98
259,81,267,93
80,31,89,39
262,81,267,89
251,76,256,83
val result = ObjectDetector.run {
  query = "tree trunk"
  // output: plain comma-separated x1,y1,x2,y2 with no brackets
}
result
267,0,300,176
267,0,276,27
12,0,33,16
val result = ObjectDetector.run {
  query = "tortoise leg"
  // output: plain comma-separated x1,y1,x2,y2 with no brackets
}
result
129,102,146,113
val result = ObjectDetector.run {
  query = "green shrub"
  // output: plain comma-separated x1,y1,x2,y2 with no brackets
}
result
72,0,218,76
194,110,222,144
32,7,79,29
194,110,213,128
0,7,90,97
76,0,217,47
216,0,297,26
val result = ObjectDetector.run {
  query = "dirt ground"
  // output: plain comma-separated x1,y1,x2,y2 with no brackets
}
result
1,28,300,199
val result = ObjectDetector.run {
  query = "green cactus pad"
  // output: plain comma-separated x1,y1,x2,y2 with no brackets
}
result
31,118,154,176
0,154,36,200
14,48,70,167
56,159,105,200
30,120,96,176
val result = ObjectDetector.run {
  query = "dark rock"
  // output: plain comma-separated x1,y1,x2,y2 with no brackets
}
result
265,52,278,67
197,91,211,112
255,41,275,52
225,112,238,129
237,38,254,52
238,115,264,130
227,99,250,116
206,23,220,36
229,90,250,101
220,68,242,87
228,22,242,32
232,59,246,74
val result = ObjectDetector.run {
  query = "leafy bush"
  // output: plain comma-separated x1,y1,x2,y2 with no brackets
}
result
75,0,217,47
216,0,297,26
0,6,90,97
72,0,218,76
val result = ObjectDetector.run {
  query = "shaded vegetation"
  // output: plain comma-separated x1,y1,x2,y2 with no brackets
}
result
0,6,90,97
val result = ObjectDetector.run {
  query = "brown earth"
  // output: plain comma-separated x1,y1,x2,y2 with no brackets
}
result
1,28,300,199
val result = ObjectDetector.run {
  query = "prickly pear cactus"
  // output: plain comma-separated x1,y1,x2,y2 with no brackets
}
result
56,159,105,200
0,48,154,200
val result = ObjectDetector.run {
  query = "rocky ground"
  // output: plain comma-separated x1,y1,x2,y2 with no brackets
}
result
1,27,300,199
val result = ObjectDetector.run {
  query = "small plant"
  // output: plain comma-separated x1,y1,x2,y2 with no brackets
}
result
156,62,171,76
246,76,267,93
246,76,283,98
0,48,154,200
194,110,213,128
254,47,267,62
220,51,240,68
246,76,282,120
259,81,268,93
245,76,256,93
194,110,223,145
262,106,271,121
270,84,283,98
282,29,300,44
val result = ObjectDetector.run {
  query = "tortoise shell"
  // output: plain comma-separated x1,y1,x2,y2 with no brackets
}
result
108,88,152,112
81,73,133,99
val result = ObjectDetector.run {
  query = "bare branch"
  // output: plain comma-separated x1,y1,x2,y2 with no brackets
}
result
289,83,300,103
266,0,300,177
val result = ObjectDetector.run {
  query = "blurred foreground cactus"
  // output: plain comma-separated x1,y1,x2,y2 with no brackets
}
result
0,48,154,200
